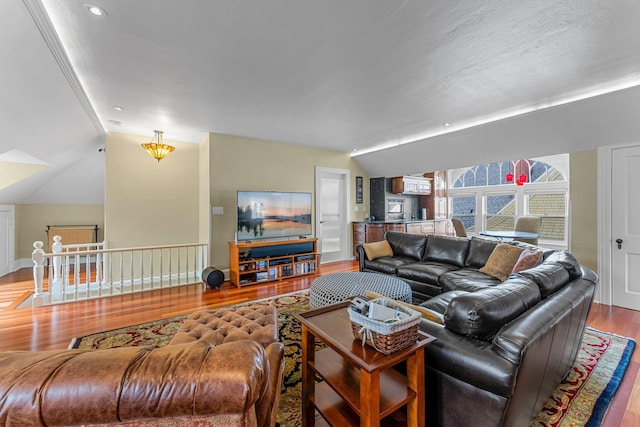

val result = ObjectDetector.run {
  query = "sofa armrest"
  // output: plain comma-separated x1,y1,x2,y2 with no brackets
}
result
492,278,596,364
355,244,366,270
256,342,285,427
0,340,275,426
493,276,597,426
419,319,518,397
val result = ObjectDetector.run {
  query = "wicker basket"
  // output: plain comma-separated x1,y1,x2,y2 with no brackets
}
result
348,297,421,355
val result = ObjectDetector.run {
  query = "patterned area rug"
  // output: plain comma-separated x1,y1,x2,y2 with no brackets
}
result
70,290,635,427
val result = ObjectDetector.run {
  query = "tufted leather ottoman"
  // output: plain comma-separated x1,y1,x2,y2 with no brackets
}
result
169,305,278,347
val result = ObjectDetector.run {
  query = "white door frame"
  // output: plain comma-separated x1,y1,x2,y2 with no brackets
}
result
315,167,350,263
0,204,15,278
597,142,640,305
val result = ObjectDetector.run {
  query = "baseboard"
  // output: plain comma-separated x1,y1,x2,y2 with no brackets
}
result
11,258,32,272
6,260,231,286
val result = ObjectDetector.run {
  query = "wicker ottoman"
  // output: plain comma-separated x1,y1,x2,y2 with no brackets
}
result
309,272,412,308
169,305,278,347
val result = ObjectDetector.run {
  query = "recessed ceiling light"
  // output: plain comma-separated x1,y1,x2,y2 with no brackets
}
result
85,4,107,17
443,122,452,127
108,120,122,126
352,148,358,152
113,106,123,111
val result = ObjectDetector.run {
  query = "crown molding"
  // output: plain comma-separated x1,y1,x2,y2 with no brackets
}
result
22,0,105,135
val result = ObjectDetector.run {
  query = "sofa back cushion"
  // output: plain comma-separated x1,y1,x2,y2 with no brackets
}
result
444,275,541,340
423,235,470,268
386,231,427,261
544,251,582,280
465,237,498,268
519,260,571,299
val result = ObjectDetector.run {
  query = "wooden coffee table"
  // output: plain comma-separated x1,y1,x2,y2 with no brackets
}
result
294,301,435,427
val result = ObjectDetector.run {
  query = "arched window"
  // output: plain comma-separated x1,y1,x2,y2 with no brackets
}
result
453,158,566,188
449,154,569,247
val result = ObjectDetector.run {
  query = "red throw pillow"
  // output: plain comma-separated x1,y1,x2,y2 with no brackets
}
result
512,249,543,274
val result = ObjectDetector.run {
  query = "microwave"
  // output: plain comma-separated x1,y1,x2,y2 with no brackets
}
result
387,199,404,218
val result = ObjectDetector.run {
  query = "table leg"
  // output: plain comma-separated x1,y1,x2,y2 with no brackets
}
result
406,347,425,427
301,325,316,427
360,367,380,427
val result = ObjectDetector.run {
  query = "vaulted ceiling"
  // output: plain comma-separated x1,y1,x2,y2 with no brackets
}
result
2,0,640,203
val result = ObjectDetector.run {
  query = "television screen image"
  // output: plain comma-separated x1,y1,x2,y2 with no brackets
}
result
237,191,312,241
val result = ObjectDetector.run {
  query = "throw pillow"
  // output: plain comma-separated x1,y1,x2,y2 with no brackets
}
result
362,240,393,261
512,249,543,274
479,244,525,281
364,290,444,324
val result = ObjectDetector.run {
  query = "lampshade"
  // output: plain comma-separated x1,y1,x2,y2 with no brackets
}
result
141,130,175,162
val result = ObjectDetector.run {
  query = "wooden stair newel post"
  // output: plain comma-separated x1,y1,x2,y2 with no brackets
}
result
32,241,45,307
51,235,63,299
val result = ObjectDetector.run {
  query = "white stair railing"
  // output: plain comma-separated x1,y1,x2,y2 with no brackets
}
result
32,239,208,307
50,235,107,293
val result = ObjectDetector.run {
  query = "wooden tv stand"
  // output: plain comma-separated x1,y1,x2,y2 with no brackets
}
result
228,238,318,287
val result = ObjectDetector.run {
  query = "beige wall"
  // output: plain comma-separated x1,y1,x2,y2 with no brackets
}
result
9,137,595,277
104,132,199,248
198,134,212,258
569,149,598,272
209,133,369,268
15,203,104,259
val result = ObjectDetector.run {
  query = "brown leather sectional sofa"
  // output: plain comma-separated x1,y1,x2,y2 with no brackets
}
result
356,231,598,427
0,339,284,426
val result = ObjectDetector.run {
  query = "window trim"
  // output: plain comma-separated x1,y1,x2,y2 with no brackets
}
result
449,163,569,249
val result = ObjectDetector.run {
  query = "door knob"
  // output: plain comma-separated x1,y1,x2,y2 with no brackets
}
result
616,238,623,249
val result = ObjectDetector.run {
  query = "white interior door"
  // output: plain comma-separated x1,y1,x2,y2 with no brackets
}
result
315,167,349,263
0,205,15,277
611,146,640,309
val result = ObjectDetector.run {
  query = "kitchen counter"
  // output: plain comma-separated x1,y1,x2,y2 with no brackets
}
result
353,219,451,224
352,219,453,257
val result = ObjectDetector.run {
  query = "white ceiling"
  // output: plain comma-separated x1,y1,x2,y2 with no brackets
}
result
2,0,640,203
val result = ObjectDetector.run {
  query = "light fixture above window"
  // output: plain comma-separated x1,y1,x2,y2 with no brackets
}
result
141,130,175,162
505,160,531,186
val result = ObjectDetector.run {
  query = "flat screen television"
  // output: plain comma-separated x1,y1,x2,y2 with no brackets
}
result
237,191,312,241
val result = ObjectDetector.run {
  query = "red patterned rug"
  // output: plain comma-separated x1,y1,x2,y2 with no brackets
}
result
530,327,635,426
70,291,635,427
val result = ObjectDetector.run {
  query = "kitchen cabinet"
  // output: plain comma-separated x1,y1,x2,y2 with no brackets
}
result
422,170,448,219
391,176,432,195
352,223,366,257
366,223,385,243
406,222,435,235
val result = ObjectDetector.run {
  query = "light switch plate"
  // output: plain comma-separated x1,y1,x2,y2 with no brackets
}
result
212,206,224,215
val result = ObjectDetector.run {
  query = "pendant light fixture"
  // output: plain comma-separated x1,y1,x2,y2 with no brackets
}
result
141,130,175,162
505,160,530,186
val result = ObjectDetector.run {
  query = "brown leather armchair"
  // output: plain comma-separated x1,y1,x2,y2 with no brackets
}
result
0,339,284,427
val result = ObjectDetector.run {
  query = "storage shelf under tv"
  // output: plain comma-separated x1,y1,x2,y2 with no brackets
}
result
228,238,318,287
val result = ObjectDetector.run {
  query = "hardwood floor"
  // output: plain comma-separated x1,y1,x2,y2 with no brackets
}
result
0,261,638,426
